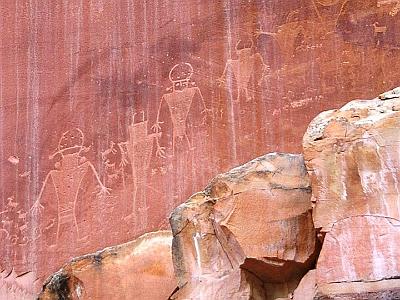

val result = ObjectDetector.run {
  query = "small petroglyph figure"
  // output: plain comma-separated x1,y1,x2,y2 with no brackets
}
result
373,21,387,46
379,87,400,99
118,111,161,219
217,38,266,103
0,196,28,245
101,141,126,187
152,63,210,156
31,128,110,245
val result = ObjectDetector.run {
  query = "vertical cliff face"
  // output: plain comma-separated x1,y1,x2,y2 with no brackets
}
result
2,0,400,297
35,89,400,299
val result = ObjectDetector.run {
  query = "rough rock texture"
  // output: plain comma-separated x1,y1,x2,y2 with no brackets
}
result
315,216,400,299
2,1,400,295
303,96,400,231
169,153,317,299
38,231,176,300
303,94,400,298
292,270,316,300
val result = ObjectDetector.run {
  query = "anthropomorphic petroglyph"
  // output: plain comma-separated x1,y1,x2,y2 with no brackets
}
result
152,63,209,155
31,128,110,245
217,38,267,103
117,111,161,222
312,0,349,32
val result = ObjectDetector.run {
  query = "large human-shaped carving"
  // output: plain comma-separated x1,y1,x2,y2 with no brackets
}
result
117,112,161,223
218,38,267,103
31,128,110,246
152,63,209,156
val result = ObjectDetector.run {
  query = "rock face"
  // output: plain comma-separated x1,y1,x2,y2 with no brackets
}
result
2,1,400,294
169,153,317,299
38,231,176,300
303,95,400,298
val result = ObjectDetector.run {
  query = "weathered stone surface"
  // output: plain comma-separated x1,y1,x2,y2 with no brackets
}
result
303,96,400,231
2,0,400,296
0,269,36,300
303,93,400,298
169,153,317,299
38,231,176,300
292,269,316,300
315,215,400,299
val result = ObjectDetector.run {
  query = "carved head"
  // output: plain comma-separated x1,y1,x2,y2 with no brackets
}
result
50,128,87,159
235,38,254,57
169,63,194,90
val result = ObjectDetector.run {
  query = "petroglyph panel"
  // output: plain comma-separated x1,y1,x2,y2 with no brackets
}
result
1,0,400,296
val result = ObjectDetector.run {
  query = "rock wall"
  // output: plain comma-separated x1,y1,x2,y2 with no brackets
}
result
2,0,400,297
33,89,400,299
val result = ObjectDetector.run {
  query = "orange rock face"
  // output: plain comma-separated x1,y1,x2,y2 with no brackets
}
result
303,97,400,231
169,153,317,299
303,94,400,298
38,231,176,300
316,216,400,299
2,0,400,296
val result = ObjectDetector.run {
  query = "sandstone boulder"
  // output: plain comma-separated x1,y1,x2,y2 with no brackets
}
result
38,231,176,300
303,93,400,298
303,96,400,231
315,215,400,299
169,153,317,299
292,269,316,300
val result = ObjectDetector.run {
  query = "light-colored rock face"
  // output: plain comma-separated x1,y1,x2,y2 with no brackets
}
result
303,97,400,231
38,231,176,300
316,216,400,299
303,94,400,299
292,269,316,300
169,153,317,299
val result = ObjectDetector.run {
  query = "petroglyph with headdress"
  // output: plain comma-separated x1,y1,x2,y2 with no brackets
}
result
31,128,110,245
218,38,267,103
152,63,210,156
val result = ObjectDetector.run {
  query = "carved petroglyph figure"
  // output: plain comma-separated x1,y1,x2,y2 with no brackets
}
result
373,21,388,46
312,0,349,32
117,111,161,220
152,63,209,155
0,196,28,246
217,38,267,103
31,128,110,245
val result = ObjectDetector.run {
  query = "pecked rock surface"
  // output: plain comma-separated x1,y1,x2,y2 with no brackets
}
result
38,230,176,300
303,92,400,298
169,153,318,300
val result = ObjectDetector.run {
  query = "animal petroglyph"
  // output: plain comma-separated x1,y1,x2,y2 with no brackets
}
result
31,128,110,245
117,111,161,223
152,63,210,156
218,38,267,103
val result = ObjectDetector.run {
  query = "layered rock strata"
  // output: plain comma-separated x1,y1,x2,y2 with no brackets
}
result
38,231,176,300
169,153,318,300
